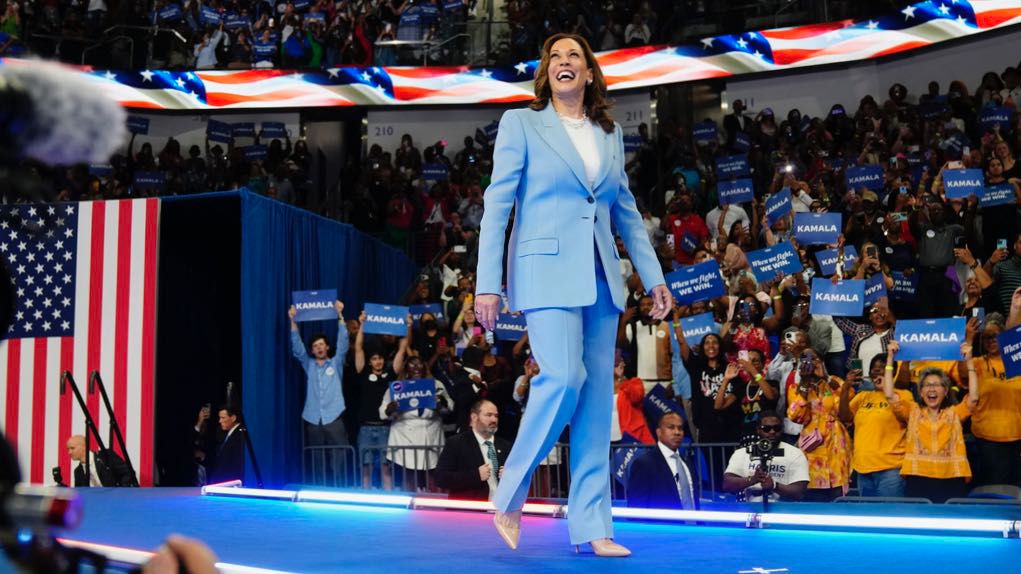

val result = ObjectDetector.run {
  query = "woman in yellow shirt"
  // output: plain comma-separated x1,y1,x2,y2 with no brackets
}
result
965,322,1021,486
838,353,913,497
884,341,978,502
786,350,853,502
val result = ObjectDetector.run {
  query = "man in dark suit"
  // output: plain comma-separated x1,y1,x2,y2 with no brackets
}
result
626,412,697,509
66,435,136,487
435,399,511,500
208,406,246,484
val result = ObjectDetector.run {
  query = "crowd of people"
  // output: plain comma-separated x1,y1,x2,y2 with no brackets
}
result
0,0,688,68
279,67,1021,507
1,1,877,68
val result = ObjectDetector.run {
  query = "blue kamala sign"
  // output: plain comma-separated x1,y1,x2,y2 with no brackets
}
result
793,212,841,245
809,279,865,316
895,318,966,361
363,303,409,336
292,289,338,322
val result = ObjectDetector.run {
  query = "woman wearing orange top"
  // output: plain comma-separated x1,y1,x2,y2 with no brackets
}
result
613,357,654,444
966,321,1021,486
885,341,978,502
786,349,853,502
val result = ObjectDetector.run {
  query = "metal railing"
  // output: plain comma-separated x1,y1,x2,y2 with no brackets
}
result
301,441,741,503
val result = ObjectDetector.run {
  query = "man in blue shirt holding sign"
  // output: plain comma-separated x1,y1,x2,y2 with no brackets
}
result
289,300,349,447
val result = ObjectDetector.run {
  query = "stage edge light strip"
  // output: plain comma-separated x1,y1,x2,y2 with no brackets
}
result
295,490,413,507
759,513,1016,533
199,487,1019,537
201,485,298,500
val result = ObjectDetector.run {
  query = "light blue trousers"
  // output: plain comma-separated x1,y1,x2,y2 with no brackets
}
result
493,262,618,545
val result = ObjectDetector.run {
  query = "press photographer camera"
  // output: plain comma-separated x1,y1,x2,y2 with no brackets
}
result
722,412,809,504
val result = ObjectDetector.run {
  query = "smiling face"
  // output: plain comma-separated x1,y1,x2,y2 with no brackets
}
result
919,373,948,409
546,38,593,101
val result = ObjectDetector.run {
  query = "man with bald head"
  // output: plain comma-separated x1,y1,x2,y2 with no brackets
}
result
66,435,135,487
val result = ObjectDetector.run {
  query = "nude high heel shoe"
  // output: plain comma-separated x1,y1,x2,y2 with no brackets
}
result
493,510,522,550
575,539,631,557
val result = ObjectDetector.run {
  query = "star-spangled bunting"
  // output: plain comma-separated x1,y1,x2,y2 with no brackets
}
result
1,204,78,339
2,0,1016,109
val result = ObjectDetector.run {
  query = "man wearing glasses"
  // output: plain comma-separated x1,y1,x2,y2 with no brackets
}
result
722,412,809,502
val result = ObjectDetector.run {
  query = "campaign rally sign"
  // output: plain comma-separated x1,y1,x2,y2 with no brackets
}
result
895,318,966,361
133,171,165,190
200,5,221,25
980,183,1017,208
716,154,750,179
733,131,751,152
680,231,698,254
643,384,686,431
718,178,754,206
864,273,887,306
890,271,918,301
494,313,528,341
980,106,1013,133
919,99,949,120
793,212,841,245
126,116,150,135
305,11,326,23
747,242,804,279
693,120,718,144
242,145,268,161
997,324,1021,378
207,119,234,143
389,379,437,412
88,164,113,177
410,303,444,325
224,12,250,29
253,41,277,60
665,260,726,305
293,0,312,11
943,169,985,199
158,3,183,22
292,289,337,322
363,303,409,336
765,188,792,227
261,122,287,139
623,134,642,153
815,246,858,277
482,120,499,144
845,164,884,191
612,434,641,487
809,279,865,317
232,122,256,138
422,162,449,181
680,312,720,343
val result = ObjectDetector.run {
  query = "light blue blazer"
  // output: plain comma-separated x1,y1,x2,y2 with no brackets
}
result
476,104,665,312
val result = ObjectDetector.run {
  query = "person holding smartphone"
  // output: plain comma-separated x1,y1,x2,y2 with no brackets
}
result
989,236,1021,313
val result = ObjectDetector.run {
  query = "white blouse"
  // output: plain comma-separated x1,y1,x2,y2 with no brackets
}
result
559,115,602,188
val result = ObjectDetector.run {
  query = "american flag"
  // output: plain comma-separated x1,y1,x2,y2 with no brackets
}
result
0,199,159,486
0,0,1008,110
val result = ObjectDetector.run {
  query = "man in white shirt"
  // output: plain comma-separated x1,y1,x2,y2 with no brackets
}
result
722,412,809,502
706,203,751,240
66,434,134,487
626,412,697,509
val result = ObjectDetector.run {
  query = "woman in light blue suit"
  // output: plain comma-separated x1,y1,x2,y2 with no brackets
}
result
474,33,672,557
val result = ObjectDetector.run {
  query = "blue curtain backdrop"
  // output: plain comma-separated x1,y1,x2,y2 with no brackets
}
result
238,191,417,486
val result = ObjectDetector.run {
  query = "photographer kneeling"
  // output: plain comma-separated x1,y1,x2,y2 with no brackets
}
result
722,412,809,502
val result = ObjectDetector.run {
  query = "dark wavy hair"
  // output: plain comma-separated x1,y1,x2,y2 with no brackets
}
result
530,33,615,134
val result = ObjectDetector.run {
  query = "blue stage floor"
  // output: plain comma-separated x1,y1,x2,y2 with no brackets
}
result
62,488,1017,573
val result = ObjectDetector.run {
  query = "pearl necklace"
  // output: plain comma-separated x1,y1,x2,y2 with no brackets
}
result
558,112,589,129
